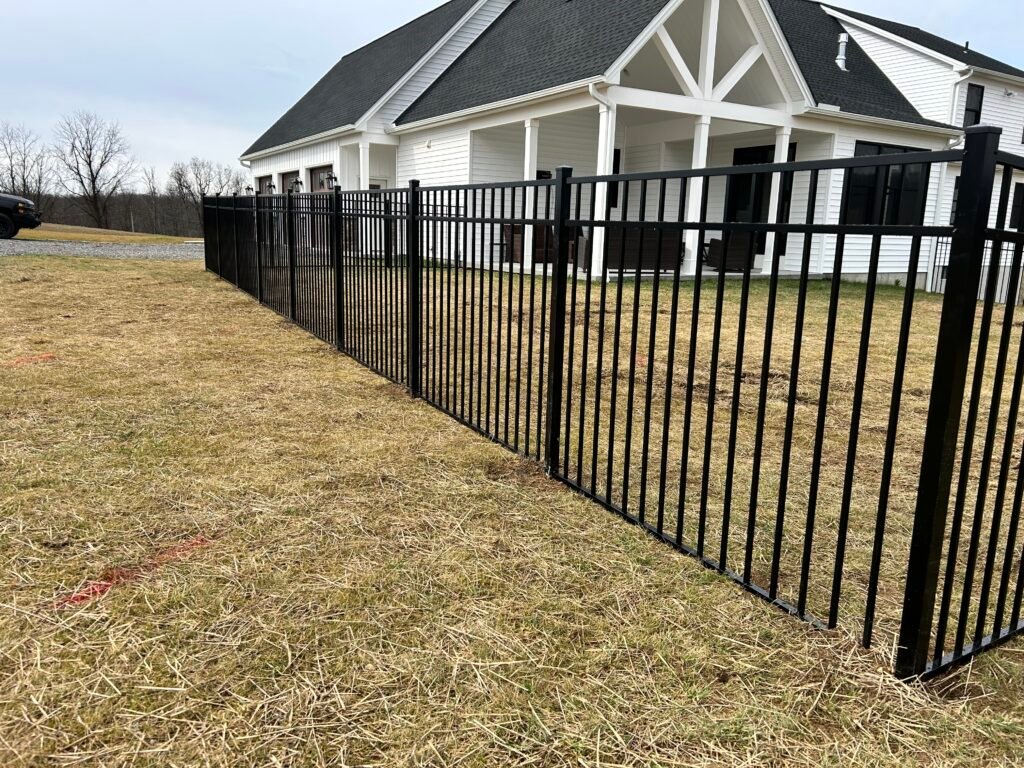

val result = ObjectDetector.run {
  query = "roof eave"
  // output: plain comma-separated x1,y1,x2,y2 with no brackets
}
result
390,77,606,134
804,106,962,136
240,125,358,162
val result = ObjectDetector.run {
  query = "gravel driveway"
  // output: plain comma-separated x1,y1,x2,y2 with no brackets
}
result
0,238,204,261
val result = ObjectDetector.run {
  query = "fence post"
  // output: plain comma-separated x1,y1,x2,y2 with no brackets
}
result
544,166,574,476
214,193,222,276
254,192,263,304
286,189,297,321
332,186,344,351
407,180,422,398
231,193,239,287
895,125,1002,678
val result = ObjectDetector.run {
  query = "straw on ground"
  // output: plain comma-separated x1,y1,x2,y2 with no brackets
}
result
2,254,1023,767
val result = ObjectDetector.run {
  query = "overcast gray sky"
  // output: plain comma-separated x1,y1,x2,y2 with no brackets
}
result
3,0,1019,182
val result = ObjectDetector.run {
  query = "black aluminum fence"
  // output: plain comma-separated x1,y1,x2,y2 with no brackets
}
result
204,126,1024,679
931,237,1024,305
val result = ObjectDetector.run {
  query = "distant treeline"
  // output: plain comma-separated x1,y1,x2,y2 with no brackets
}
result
43,194,203,237
2,113,247,238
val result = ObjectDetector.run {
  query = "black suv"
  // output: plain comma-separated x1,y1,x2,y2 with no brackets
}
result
0,193,42,239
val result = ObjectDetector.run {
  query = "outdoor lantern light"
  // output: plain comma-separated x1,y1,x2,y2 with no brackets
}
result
291,179,303,192
245,185,254,195
266,182,276,194
326,172,338,189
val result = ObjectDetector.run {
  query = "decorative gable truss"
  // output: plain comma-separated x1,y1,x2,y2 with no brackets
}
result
602,0,813,122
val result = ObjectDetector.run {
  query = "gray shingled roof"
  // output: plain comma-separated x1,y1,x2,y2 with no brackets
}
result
398,0,956,129
830,5,1024,80
243,0,478,156
249,0,1001,152
768,0,953,128
396,0,672,125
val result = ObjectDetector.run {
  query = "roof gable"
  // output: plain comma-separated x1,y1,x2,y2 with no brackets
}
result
397,0,673,126
244,0,478,156
767,0,951,128
829,6,1024,80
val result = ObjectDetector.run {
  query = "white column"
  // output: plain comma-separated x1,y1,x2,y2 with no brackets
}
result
522,118,540,270
359,139,371,190
335,144,345,190
684,115,711,275
762,125,793,272
590,103,617,278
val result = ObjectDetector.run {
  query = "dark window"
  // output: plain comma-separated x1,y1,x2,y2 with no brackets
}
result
950,176,960,226
256,176,273,194
1011,183,1024,231
726,143,797,253
608,148,622,208
841,141,931,226
965,84,985,127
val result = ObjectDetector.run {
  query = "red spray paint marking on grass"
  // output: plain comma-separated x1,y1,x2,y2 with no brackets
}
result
5,353,57,367
53,535,211,609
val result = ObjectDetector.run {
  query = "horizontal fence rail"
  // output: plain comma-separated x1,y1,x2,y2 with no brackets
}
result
203,126,1024,680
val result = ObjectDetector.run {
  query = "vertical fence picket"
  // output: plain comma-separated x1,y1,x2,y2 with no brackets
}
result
408,180,422,398
286,190,297,322
255,192,264,303
214,193,221,276
544,167,573,476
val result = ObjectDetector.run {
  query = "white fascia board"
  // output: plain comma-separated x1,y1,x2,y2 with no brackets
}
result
824,8,964,70
240,125,357,162
388,79,603,134
967,66,1024,88
353,0,496,131
800,106,963,137
750,0,816,105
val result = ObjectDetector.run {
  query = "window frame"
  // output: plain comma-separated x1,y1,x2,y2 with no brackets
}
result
840,141,932,227
1011,182,1024,231
964,83,985,128
308,165,335,193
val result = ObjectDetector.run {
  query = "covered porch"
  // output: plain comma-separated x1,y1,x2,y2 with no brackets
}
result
468,105,831,276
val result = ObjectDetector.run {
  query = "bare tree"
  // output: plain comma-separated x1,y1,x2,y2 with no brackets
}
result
167,157,246,226
141,166,163,233
52,111,137,229
0,122,54,215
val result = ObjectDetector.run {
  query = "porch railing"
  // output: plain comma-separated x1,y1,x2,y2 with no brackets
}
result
204,126,1024,680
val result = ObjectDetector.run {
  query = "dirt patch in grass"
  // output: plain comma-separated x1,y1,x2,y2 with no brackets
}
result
2,255,1024,766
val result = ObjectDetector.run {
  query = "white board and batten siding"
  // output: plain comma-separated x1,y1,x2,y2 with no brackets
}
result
250,141,338,187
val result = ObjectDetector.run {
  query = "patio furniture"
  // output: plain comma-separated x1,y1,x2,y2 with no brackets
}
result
584,226,686,272
705,234,756,272
502,224,580,264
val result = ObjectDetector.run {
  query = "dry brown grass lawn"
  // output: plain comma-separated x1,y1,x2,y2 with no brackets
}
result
15,223,193,245
3,253,1024,766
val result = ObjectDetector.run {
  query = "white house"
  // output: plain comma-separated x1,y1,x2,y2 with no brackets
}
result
240,0,1024,283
